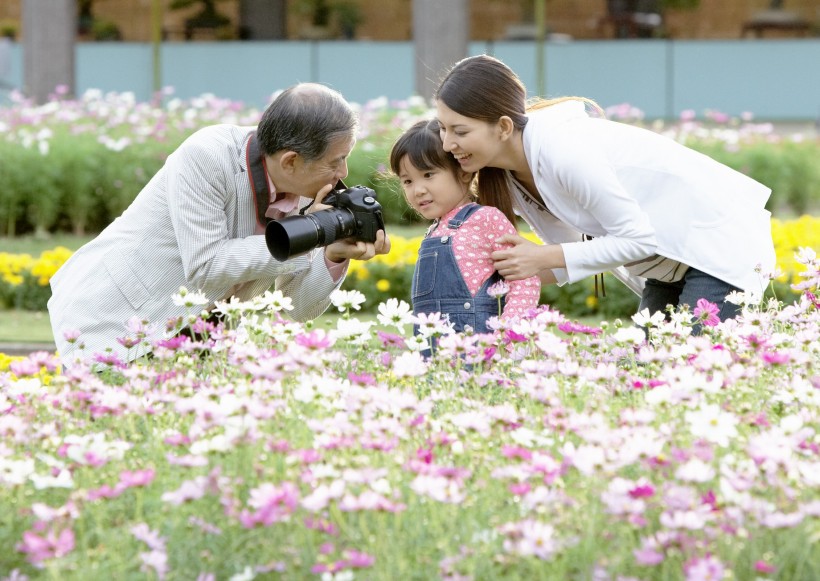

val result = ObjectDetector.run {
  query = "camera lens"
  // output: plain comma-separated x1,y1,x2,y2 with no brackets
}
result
265,208,358,261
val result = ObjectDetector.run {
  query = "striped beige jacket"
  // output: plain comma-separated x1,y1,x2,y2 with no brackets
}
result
48,124,345,367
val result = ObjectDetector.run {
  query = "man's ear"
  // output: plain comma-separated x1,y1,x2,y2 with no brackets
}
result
498,116,515,141
277,151,299,175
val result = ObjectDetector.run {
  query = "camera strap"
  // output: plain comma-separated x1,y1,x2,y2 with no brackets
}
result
246,131,271,230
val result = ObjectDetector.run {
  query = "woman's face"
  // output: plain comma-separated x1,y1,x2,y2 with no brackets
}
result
436,101,503,173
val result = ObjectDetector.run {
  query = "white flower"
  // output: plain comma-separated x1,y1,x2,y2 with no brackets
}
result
330,289,366,312
30,468,74,490
331,318,375,345
171,286,209,308
376,298,413,333
253,290,294,313
392,351,428,378
212,296,248,318
685,404,738,448
412,312,454,339
675,458,716,483
724,290,757,306
228,566,256,581
0,458,36,486
611,326,646,345
631,308,665,327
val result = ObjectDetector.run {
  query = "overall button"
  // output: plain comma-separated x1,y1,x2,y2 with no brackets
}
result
463,302,471,309
440,236,449,243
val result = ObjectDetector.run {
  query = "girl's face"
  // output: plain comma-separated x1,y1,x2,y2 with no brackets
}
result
398,156,472,221
436,101,504,173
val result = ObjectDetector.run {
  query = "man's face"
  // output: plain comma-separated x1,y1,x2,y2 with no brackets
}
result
293,136,355,199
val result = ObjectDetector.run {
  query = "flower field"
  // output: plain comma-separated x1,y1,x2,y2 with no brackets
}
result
0,249,818,580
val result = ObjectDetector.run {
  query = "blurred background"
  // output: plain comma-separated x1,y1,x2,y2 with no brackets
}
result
1,0,819,117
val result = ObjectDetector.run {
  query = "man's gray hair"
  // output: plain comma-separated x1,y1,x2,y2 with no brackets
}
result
257,83,358,161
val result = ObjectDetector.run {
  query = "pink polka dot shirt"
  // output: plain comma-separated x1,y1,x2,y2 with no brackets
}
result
428,204,541,318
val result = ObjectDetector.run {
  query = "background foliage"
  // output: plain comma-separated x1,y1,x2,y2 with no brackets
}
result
1,91,819,239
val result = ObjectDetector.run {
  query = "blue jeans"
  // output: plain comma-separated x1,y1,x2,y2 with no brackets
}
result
638,267,741,333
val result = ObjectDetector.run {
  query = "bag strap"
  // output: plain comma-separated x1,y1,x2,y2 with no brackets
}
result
245,131,271,229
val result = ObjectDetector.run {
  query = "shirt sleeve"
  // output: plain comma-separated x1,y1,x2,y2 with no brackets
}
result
483,207,541,318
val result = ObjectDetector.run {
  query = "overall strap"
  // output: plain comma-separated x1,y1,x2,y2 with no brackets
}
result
246,131,270,230
446,203,480,230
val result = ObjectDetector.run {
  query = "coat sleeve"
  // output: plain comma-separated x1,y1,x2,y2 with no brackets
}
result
165,130,343,315
541,137,659,283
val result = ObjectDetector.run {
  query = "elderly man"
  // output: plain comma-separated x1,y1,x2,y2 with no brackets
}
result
49,83,389,367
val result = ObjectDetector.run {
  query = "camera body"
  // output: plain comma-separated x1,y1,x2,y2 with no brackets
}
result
265,185,385,261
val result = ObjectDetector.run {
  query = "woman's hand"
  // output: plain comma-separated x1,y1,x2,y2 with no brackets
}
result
492,234,563,280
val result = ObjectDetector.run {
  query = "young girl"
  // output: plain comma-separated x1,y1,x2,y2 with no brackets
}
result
434,54,776,325
390,119,540,337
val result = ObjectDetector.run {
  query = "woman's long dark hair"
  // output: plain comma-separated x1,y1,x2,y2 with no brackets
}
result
435,54,600,224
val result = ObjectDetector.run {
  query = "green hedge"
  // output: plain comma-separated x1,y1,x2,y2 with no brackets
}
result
1,95,818,237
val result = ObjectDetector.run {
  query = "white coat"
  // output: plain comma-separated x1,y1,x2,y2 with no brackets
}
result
48,125,344,367
511,101,776,297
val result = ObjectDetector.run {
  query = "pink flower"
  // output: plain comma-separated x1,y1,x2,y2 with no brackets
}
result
761,350,790,365
16,525,75,566
119,468,156,488
9,358,41,378
685,554,724,581
377,330,407,349
693,298,720,327
295,330,333,350
240,482,300,528
62,329,81,343
487,280,510,298
628,483,656,499
557,321,602,335
634,546,664,566
754,560,776,574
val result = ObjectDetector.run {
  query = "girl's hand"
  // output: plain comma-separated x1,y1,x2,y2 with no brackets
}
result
492,234,561,280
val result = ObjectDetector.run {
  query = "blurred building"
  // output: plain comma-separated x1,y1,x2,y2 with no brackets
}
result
0,0,817,42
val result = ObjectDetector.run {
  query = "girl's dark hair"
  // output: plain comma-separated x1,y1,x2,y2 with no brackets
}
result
436,54,601,224
256,83,357,161
389,118,462,178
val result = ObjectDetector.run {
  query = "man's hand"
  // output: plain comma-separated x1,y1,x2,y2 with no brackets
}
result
325,230,391,263
307,183,337,213
491,234,563,281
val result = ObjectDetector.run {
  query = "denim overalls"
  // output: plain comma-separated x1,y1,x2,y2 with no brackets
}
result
411,203,505,338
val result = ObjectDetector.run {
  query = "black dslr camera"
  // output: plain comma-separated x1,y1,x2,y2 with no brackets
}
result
265,185,385,261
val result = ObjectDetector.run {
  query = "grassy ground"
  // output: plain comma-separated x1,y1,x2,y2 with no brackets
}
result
1,234,97,255
0,310,55,343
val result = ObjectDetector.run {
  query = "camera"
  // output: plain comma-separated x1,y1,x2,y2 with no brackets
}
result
265,185,385,261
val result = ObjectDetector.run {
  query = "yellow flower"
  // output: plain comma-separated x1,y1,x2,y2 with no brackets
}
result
0,352,22,372
376,279,390,292
585,295,599,310
30,246,73,286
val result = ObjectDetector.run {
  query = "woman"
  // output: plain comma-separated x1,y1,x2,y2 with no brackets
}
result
434,54,775,324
